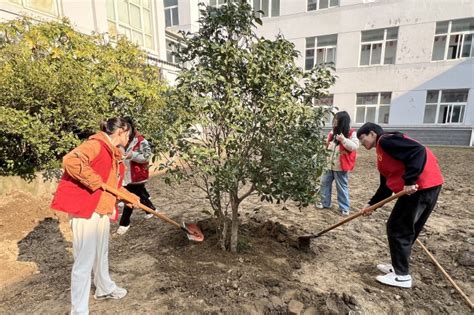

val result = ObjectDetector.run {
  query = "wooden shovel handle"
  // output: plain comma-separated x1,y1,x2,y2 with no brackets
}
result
102,183,182,229
315,190,407,238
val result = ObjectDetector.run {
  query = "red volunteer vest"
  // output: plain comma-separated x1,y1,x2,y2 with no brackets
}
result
130,133,150,183
327,128,357,171
376,134,444,193
51,138,123,219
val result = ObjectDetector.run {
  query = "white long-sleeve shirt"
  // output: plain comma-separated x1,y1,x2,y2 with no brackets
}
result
326,131,359,171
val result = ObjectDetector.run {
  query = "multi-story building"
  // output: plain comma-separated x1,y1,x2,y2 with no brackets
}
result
0,0,181,82
1,0,473,145
162,0,474,146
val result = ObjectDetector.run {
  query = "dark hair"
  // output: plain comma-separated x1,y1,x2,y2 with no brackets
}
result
122,117,136,147
100,117,131,135
356,122,384,139
333,111,351,144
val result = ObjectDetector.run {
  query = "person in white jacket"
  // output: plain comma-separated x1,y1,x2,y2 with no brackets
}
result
316,111,359,216
117,119,156,235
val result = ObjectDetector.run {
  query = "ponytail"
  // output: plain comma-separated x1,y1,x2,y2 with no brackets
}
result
100,117,131,135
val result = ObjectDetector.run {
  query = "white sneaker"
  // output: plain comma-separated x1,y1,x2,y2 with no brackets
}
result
94,287,127,300
144,213,154,219
116,225,130,235
376,272,412,288
377,263,394,274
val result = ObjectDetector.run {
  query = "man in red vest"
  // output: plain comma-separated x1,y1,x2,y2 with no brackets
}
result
357,122,443,288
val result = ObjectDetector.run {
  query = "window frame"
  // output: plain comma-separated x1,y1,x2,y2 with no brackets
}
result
307,0,339,12
164,0,179,27
423,89,468,124
305,34,337,70
7,0,61,17
107,0,155,51
432,18,474,61
359,27,398,66
355,92,391,124
253,0,280,18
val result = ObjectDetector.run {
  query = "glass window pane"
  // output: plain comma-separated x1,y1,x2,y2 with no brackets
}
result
441,89,468,103
437,105,450,123
108,20,118,36
314,95,334,106
432,35,447,60
119,26,131,38
461,34,472,58
357,93,378,105
426,90,439,103
308,3,317,11
384,40,396,64
25,0,56,15
271,0,280,16
366,107,376,122
356,107,365,123
143,10,152,34
118,0,129,24
319,0,329,9
435,21,449,34
165,9,172,27
451,105,463,123
326,47,335,64
330,0,339,6
360,44,370,65
316,48,325,64
380,92,391,104
132,30,143,46
164,0,178,7
451,18,474,33
361,29,384,42
371,43,382,64
378,105,390,123
145,35,153,49
306,37,315,48
305,58,314,70
317,34,337,46
423,105,437,123
386,27,398,40
130,4,141,28
253,0,260,11
262,0,269,16
172,7,179,25
447,34,461,59
106,0,115,20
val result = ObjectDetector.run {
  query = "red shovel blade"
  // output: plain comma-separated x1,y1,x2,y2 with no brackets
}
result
183,223,204,242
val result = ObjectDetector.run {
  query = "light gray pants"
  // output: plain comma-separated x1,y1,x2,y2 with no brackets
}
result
70,212,117,315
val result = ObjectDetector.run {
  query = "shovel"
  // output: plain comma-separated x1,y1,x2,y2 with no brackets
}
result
102,183,204,242
298,190,406,249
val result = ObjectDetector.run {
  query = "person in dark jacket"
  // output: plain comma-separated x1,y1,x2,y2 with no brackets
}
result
357,122,443,288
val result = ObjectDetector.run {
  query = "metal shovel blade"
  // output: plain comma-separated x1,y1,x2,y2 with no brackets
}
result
183,222,204,242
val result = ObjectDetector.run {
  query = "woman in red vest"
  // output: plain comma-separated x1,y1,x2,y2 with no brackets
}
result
316,111,359,216
51,117,138,314
116,118,156,235
357,122,443,289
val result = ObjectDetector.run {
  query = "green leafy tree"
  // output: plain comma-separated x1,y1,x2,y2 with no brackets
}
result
0,18,166,179
163,2,335,252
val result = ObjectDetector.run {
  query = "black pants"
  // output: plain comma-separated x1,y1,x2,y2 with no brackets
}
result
387,185,442,275
119,183,156,227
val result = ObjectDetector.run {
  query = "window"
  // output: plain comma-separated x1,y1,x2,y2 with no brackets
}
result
305,34,337,70
166,38,180,64
7,0,60,16
360,27,398,66
253,0,280,17
432,18,474,61
164,0,179,27
107,0,154,50
423,89,468,124
313,94,334,124
355,92,391,124
209,0,229,8
307,0,339,11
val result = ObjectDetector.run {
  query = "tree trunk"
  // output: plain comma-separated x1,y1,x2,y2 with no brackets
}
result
230,195,239,253
220,219,227,250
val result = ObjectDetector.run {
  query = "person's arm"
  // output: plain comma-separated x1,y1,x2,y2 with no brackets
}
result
379,134,427,186
129,139,152,164
361,175,392,216
338,132,359,152
63,140,103,191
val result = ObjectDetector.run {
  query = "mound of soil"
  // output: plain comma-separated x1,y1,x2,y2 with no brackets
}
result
0,147,472,314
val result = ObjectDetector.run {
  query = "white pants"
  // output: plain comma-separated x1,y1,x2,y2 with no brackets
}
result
70,212,117,315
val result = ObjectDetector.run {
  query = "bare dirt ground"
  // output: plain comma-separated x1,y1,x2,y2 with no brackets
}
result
0,147,473,314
